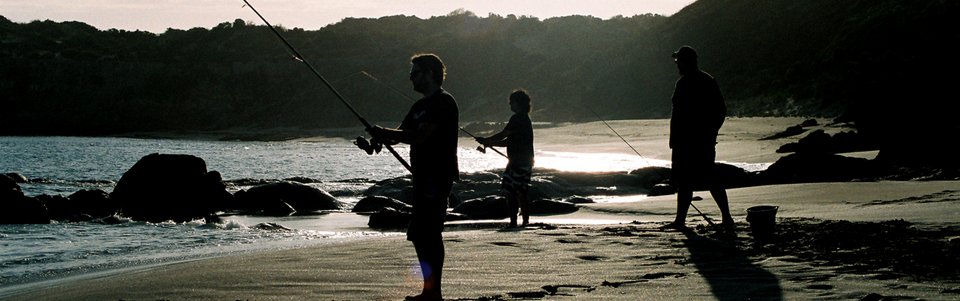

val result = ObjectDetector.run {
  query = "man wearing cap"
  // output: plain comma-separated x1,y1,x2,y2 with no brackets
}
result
662,45,735,232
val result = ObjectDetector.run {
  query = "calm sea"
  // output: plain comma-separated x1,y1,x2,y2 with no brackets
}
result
0,135,686,294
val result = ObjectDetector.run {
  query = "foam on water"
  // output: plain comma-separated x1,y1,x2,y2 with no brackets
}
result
0,214,394,290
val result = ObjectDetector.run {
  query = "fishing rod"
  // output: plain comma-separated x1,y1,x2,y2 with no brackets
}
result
582,106,653,166
241,0,411,173
689,200,716,226
355,70,510,159
582,105,716,227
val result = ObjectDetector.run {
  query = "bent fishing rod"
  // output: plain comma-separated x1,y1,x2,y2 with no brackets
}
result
355,70,510,159
241,0,412,173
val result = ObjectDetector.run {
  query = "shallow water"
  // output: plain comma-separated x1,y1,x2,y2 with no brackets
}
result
0,135,765,292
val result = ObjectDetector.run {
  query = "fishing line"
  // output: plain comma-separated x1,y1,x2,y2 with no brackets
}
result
581,105,655,167
241,0,412,173
576,102,716,226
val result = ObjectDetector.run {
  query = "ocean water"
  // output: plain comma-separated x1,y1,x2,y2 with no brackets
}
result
0,135,761,293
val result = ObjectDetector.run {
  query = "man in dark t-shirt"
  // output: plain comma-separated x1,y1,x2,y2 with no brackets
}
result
367,53,458,301
663,45,734,232
476,89,534,227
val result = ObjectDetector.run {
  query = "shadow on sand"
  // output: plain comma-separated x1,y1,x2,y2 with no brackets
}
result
680,229,784,301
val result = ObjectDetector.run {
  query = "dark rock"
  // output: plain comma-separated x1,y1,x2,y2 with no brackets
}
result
452,196,509,219
368,207,411,229
715,162,757,189
111,153,231,222
533,170,650,197
761,124,807,140
352,195,411,213
254,222,293,231
364,176,413,203
450,171,504,206
777,130,876,154
564,196,594,204
627,166,673,190
3,173,28,183
49,189,117,221
1,196,50,224
648,183,676,196
760,152,885,183
1,174,50,224
528,199,579,215
777,129,830,153
452,196,578,218
93,214,128,225
233,181,343,214
257,198,297,216
1,174,21,194
284,176,318,183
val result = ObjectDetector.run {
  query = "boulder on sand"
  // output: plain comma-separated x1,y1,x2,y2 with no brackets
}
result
111,153,231,223
352,195,411,213
233,181,343,215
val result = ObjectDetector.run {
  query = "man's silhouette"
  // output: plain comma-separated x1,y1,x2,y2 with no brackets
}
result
663,45,734,232
367,53,459,301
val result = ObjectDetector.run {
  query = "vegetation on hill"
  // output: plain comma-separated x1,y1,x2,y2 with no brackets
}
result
1,0,957,145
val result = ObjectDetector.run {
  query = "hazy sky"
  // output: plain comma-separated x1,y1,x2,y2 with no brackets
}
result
2,0,696,33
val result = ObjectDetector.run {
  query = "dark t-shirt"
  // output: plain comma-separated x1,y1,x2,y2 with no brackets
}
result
504,113,534,166
669,70,726,150
400,89,460,181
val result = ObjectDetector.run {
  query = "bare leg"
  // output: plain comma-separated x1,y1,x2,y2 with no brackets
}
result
411,239,444,300
675,189,693,223
518,189,529,226
710,187,735,229
661,189,693,230
507,192,519,227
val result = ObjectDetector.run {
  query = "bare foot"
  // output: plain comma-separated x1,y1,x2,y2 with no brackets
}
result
659,221,688,231
405,291,442,301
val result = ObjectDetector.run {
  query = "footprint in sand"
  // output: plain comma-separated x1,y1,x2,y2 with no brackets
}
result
805,284,833,290
490,241,519,247
641,272,686,279
576,255,607,261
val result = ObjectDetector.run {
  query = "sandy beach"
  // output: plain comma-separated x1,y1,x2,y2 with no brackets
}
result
5,118,959,301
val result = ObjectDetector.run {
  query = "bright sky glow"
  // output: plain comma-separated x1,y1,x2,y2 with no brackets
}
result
1,0,696,33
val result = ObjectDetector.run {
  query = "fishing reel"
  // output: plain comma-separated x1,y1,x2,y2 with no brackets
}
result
354,136,383,155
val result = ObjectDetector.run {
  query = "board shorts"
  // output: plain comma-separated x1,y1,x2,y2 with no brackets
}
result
501,163,533,196
406,176,453,242
671,147,718,191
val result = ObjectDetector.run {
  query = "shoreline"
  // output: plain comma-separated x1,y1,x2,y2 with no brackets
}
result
7,116,958,300
5,179,959,300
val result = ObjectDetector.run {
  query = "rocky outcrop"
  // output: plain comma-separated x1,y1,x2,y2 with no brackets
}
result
352,195,411,213
452,196,510,219
451,196,580,220
0,174,49,224
367,207,411,229
111,153,231,223
760,152,887,184
43,189,116,221
232,181,343,216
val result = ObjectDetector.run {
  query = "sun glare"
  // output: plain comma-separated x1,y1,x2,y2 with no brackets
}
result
534,151,669,173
